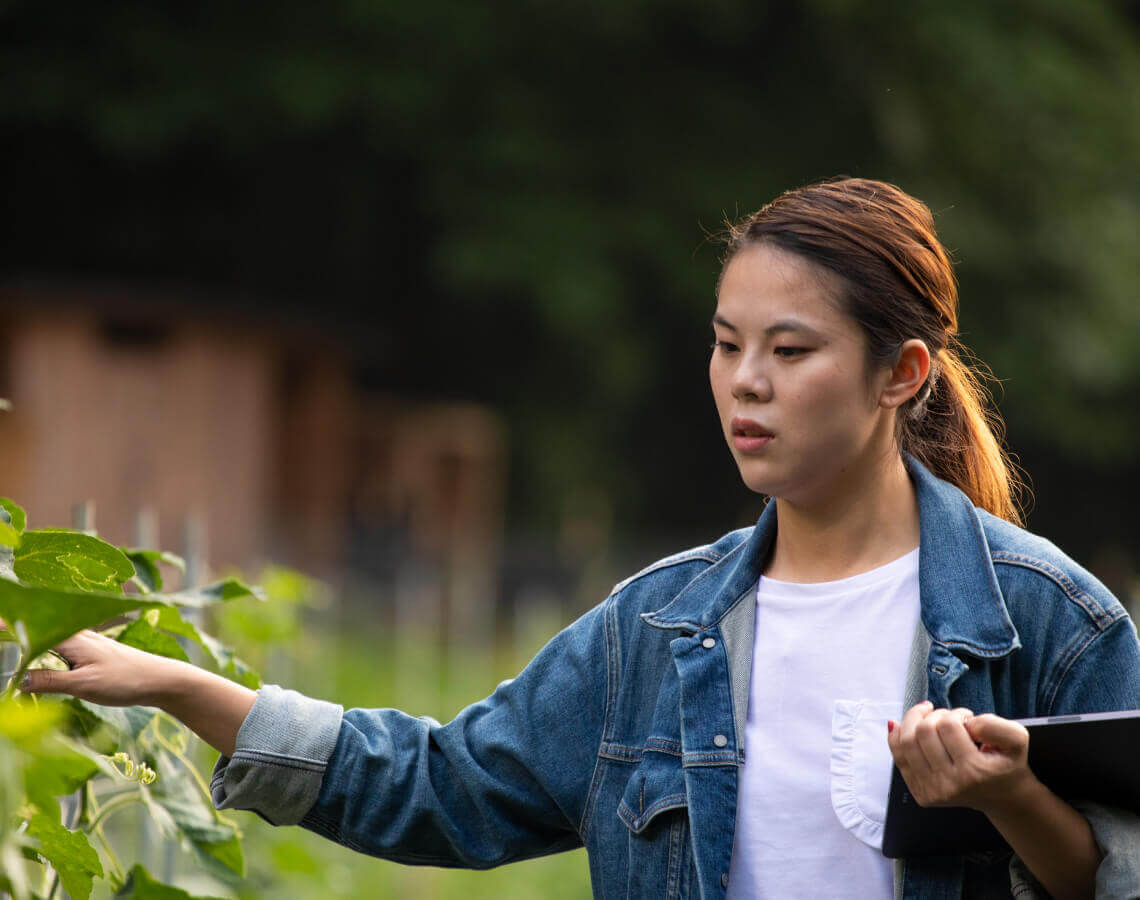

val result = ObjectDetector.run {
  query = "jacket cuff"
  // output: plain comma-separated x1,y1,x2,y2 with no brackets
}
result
1083,802,1140,896
210,684,343,825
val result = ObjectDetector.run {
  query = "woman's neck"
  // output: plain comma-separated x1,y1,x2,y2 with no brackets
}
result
763,451,921,583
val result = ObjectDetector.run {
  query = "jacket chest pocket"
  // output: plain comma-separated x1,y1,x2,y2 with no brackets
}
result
617,752,696,900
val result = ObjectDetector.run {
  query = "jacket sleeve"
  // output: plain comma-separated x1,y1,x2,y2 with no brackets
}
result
1009,614,1140,898
211,600,611,869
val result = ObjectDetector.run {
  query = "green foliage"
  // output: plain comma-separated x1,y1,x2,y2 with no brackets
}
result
122,550,185,595
15,531,135,593
0,500,265,899
27,814,103,900
115,865,226,900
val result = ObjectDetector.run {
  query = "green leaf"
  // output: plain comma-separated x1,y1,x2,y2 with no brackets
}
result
14,530,134,592
150,607,261,688
0,694,66,744
191,835,244,884
0,578,155,663
117,618,191,663
74,700,158,741
148,758,245,882
23,742,100,817
123,549,185,594
115,864,226,899
0,522,18,549
0,499,27,536
27,813,103,900
166,576,264,607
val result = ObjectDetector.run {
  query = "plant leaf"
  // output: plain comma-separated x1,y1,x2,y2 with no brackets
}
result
115,864,227,899
149,758,244,882
117,618,191,663
191,835,244,884
27,813,103,900
15,530,134,593
150,607,261,688
0,578,155,663
122,549,185,594
23,741,100,818
0,521,18,549
74,700,159,741
0,499,27,536
165,577,264,607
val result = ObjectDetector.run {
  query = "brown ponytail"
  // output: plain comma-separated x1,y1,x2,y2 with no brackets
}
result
723,177,1025,524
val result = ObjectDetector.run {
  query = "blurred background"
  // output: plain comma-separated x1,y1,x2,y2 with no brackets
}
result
2,1,1139,896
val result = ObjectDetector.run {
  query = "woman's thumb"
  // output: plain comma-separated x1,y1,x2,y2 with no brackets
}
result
964,713,1029,752
21,668,75,695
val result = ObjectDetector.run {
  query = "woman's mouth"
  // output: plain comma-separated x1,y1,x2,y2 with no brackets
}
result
731,418,774,453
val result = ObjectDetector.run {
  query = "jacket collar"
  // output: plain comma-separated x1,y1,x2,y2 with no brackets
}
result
642,455,1020,658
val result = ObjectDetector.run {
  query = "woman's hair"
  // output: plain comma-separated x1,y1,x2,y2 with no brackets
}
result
722,177,1025,524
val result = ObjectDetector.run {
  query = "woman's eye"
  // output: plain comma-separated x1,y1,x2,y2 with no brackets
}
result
711,340,739,354
774,346,808,358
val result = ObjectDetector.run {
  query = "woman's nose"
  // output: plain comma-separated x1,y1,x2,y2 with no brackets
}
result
732,356,773,402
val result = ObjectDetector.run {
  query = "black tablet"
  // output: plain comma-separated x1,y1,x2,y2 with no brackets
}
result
881,708,1140,859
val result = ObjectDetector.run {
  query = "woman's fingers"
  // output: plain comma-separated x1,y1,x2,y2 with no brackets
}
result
927,707,977,765
893,700,936,776
964,713,1029,756
890,703,984,807
21,666,79,695
889,703,1036,810
48,629,103,668
913,708,959,769
19,629,166,707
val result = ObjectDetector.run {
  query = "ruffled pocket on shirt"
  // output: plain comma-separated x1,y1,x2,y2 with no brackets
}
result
829,699,902,849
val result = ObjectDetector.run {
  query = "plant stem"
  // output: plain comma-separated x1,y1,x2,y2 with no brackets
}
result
85,793,141,832
151,716,213,802
93,822,125,885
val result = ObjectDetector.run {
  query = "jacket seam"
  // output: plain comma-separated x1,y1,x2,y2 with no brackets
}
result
578,596,619,839
642,540,750,629
617,793,687,831
1043,617,1125,714
230,748,327,772
598,742,644,763
610,547,724,598
992,551,1121,629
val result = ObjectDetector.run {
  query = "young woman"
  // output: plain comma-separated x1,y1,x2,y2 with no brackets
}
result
24,179,1140,899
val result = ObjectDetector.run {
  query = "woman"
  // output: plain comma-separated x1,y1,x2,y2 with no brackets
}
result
25,179,1140,898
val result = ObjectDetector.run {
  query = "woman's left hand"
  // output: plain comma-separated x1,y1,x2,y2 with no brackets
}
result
887,701,1037,814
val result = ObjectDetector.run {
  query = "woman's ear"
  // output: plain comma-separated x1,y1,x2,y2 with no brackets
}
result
879,339,931,410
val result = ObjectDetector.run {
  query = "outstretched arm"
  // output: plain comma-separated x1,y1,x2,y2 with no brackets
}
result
888,703,1100,900
20,629,256,757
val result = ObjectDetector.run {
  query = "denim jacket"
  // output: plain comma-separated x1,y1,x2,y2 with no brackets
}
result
212,457,1140,898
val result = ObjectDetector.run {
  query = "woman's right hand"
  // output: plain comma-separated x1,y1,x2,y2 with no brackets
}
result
20,629,174,707
17,627,258,757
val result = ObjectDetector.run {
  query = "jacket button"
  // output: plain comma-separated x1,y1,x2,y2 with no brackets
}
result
702,637,716,649
721,872,729,888
713,734,728,748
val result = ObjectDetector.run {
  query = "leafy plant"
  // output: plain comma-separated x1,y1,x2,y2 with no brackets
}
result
0,497,262,899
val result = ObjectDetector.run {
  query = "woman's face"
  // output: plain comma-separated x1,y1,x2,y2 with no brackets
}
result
710,242,897,506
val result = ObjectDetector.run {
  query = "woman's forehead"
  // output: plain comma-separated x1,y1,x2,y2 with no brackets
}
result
716,243,850,331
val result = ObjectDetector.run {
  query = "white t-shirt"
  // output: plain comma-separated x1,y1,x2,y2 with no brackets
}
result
725,548,921,900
